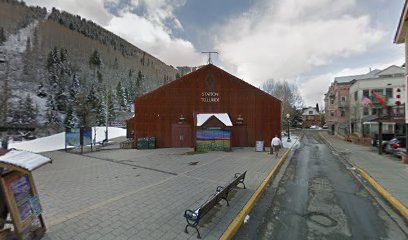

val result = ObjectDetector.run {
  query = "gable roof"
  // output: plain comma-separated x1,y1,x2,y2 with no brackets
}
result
135,64,281,103
375,65,405,77
334,69,381,83
197,113,232,127
395,0,408,44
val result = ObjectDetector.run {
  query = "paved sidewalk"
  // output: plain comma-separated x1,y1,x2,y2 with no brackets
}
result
30,138,296,240
320,131,408,208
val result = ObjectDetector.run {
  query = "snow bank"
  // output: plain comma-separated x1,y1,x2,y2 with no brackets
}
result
9,127,126,153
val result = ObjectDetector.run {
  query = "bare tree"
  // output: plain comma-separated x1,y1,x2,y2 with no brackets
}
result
261,79,303,124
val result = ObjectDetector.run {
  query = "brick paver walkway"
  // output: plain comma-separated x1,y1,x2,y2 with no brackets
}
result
33,146,285,240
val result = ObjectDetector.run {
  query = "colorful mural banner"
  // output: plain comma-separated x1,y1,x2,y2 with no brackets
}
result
196,129,231,151
196,129,231,140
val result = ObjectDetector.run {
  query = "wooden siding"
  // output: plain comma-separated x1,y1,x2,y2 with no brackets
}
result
133,64,281,148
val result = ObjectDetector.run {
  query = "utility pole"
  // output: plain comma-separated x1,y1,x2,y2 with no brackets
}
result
201,51,219,64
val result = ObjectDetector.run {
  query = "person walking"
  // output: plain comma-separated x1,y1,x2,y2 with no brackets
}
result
271,135,282,157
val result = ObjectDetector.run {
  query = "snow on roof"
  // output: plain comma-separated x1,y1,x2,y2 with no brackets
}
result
0,149,51,171
197,113,233,127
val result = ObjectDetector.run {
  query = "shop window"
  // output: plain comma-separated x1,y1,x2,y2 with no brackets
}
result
363,107,369,115
386,88,393,98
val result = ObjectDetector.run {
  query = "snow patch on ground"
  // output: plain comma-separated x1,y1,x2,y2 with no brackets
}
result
9,127,126,153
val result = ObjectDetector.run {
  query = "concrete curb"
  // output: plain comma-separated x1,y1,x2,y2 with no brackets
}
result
219,137,299,240
319,132,408,221
355,167,408,220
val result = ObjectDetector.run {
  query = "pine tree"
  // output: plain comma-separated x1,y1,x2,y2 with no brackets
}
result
89,50,102,84
116,81,126,111
135,70,144,97
23,37,33,78
0,27,6,45
106,88,116,125
64,104,77,128
46,95,59,124
10,99,24,126
0,63,11,125
23,94,36,126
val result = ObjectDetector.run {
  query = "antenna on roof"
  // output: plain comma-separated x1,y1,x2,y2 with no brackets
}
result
201,51,219,64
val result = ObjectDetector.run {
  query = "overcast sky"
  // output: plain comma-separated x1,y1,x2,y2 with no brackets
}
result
25,0,406,107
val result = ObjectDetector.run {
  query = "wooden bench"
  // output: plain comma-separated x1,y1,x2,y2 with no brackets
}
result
183,171,246,238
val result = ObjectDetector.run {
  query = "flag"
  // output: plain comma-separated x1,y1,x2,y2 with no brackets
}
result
361,96,372,106
371,90,386,106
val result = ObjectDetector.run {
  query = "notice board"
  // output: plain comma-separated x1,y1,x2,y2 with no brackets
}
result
0,171,45,240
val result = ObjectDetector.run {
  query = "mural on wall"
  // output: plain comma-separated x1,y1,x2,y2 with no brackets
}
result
196,129,231,151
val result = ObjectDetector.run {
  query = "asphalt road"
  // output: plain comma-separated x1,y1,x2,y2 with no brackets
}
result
234,131,407,240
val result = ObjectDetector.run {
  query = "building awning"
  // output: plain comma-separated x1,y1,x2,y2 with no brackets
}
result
0,150,52,172
196,113,233,127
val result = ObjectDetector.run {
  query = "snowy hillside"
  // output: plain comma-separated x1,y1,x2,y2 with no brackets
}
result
9,127,126,153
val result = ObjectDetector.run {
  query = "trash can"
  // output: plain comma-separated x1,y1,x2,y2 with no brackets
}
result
148,137,156,149
137,137,149,149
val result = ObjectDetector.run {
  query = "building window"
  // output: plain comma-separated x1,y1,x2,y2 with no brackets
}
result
354,91,358,101
386,88,393,98
330,111,334,117
374,89,384,95
341,96,346,102
330,99,334,104
363,89,369,97
341,110,345,117
372,108,377,115
363,107,369,115
308,111,313,114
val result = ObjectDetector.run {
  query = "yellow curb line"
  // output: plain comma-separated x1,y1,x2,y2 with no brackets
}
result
319,132,408,221
355,166,408,220
220,138,299,240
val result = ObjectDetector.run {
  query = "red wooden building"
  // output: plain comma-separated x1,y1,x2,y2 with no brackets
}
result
132,64,281,148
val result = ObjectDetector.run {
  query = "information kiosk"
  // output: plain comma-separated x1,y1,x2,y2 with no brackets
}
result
0,149,51,240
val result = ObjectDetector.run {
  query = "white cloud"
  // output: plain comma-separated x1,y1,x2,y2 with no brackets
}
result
214,0,385,87
25,0,113,25
24,0,203,66
105,12,203,66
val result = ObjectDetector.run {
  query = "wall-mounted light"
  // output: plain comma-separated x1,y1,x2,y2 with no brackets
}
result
178,114,185,124
236,114,244,125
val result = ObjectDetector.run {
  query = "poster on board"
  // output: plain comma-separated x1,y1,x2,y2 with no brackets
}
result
82,127,92,146
65,128,81,147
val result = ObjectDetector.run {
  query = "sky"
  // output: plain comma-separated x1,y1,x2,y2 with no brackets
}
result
24,0,406,107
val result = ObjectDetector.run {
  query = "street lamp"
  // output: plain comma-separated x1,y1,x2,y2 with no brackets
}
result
286,113,291,142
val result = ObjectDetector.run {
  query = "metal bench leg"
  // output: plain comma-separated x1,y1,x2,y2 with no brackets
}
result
196,227,201,239
223,193,230,206
185,223,201,238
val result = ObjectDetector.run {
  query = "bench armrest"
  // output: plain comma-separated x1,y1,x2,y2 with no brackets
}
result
184,209,199,221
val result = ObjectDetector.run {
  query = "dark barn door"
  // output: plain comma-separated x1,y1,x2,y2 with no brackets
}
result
172,124,192,147
232,125,248,147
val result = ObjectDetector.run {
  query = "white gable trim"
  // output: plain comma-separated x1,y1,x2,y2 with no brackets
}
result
196,113,233,127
